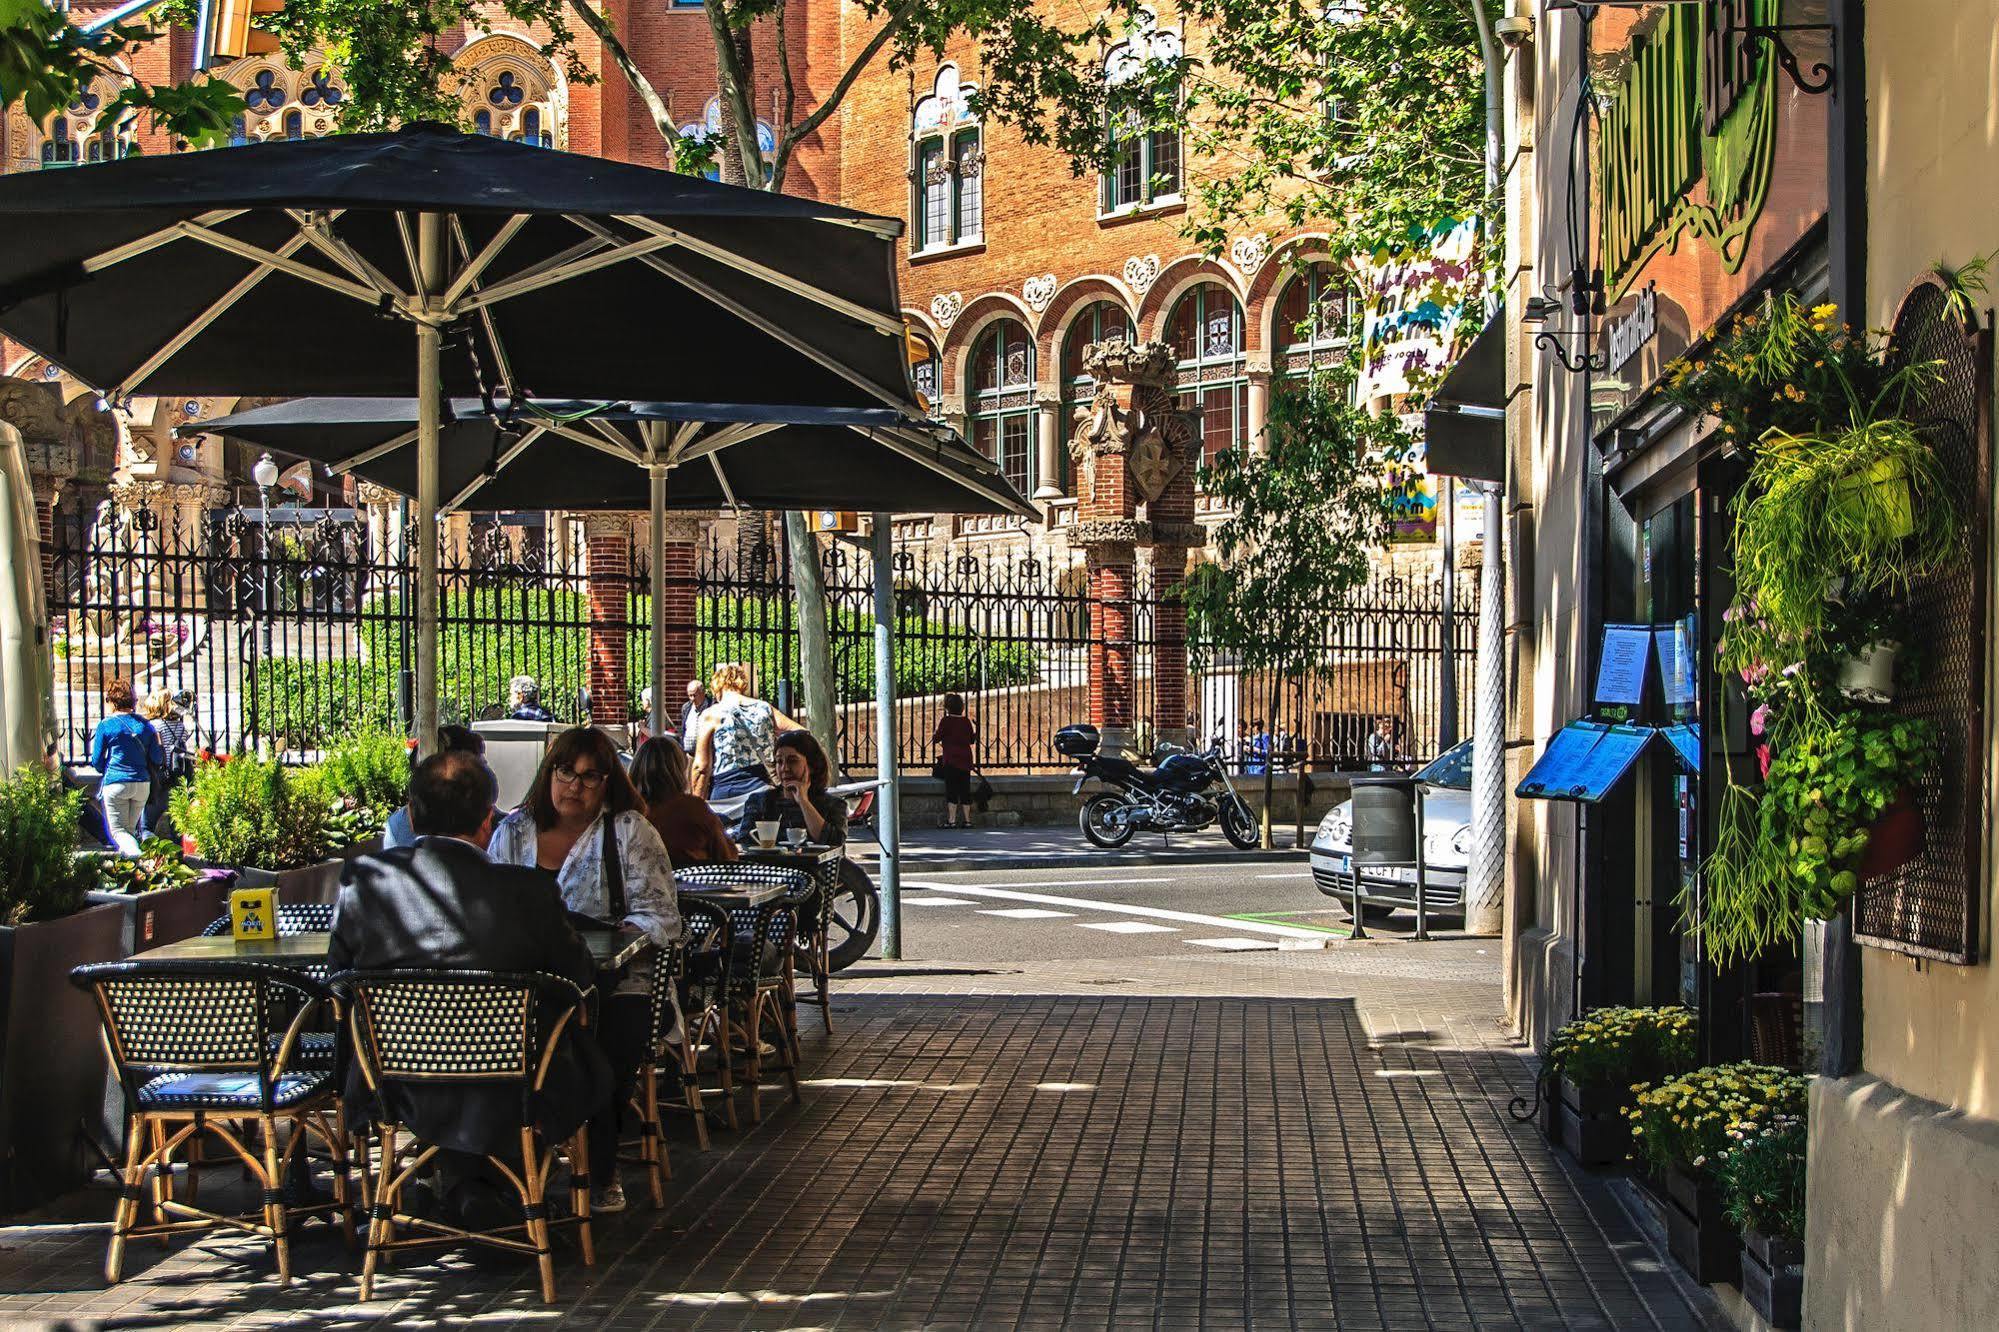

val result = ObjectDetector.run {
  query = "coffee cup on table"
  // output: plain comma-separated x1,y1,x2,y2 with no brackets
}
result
754,820,780,848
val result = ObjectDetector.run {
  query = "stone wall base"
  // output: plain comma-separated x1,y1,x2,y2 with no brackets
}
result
1807,1073,1999,1329
884,773,1350,829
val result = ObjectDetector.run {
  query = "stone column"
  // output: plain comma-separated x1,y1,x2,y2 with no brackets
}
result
583,513,633,725
1245,365,1273,456
1066,340,1200,759
657,512,704,711
1033,395,1064,502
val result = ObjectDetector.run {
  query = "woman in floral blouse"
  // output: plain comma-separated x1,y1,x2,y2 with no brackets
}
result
488,725,680,1213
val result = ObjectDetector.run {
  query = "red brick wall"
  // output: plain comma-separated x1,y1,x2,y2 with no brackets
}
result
585,522,631,723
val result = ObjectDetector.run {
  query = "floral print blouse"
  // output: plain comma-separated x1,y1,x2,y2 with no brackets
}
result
708,696,777,778
488,806,683,948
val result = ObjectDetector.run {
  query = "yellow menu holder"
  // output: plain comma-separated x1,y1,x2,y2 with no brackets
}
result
230,885,277,941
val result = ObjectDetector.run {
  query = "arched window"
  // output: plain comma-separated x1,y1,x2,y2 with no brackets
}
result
1275,263,1358,374
680,97,774,182
1101,13,1183,213
970,320,1036,495
909,334,941,417
40,85,131,168
911,67,983,252
283,109,303,139
1059,301,1135,493
474,109,493,135
1168,283,1247,463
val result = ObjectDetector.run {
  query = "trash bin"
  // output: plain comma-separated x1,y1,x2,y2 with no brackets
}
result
1348,774,1418,866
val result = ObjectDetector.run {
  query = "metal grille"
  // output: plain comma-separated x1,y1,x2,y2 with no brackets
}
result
1854,279,1990,963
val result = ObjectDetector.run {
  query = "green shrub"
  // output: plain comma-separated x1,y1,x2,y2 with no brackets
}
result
1626,1062,1809,1178
1716,1114,1807,1242
96,837,199,895
1544,1006,1698,1093
169,756,330,871
0,771,89,924
318,729,412,815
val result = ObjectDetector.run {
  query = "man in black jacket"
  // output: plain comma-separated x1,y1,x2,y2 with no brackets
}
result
328,751,611,1216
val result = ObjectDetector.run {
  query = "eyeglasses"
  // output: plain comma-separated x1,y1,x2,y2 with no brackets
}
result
553,764,607,790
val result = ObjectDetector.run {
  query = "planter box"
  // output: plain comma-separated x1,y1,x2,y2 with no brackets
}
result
0,900,126,1213
1664,1163,1741,1286
1740,1228,1804,1329
84,877,232,955
228,857,347,908
1557,1077,1631,1168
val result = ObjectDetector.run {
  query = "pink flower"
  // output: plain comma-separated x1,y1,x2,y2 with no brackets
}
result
1749,704,1770,737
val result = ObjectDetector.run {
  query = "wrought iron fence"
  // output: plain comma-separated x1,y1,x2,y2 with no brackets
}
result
46,497,1477,776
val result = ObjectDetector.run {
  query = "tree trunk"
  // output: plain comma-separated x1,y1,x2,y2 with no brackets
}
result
786,510,842,784
566,0,678,155
705,1,764,186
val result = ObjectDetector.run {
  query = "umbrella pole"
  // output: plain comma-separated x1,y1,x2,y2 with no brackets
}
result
872,512,900,961
650,464,667,736
415,212,444,758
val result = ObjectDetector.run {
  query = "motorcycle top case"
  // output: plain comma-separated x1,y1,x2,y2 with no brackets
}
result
1154,752,1212,792
1054,723,1101,757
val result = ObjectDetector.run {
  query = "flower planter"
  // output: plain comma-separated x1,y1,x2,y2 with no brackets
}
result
1859,790,1925,881
1664,1163,1740,1285
228,857,346,908
1836,641,1900,704
83,875,233,955
1831,455,1915,539
1739,1228,1804,1329
0,900,126,1212
1557,1077,1632,1168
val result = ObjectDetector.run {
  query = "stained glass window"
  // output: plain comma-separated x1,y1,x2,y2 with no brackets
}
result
972,320,1038,494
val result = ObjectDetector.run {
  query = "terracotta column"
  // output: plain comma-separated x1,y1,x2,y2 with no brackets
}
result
1149,458,1202,752
657,512,704,714
584,513,633,725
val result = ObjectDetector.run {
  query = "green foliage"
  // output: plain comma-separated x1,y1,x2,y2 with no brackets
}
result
1544,1006,1698,1094
1168,0,1490,264
1185,360,1411,675
316,728,411,815
0,0,241,147
1716,1114,1807,1243
96,836,199,896
169,756,330,871
1625,1063,1808,1179
0,770,89,925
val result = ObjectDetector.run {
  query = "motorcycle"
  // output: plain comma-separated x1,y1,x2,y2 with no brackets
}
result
1057,723,1260,850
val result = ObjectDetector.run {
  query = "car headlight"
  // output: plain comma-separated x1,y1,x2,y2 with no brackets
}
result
1452,825,1473,856
1319,808,1352,846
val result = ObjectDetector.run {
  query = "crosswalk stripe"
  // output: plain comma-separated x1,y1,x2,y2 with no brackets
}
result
1077,921,1179,934
901,882,1331,940
976,907,1076,919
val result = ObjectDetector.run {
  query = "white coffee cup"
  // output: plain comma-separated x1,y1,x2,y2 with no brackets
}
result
754,820,781,847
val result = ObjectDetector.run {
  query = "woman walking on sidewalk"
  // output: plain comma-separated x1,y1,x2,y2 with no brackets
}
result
931,693,979,829
91,679,164,855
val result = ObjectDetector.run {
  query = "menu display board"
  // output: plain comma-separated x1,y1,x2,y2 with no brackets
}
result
1596,625,1654,705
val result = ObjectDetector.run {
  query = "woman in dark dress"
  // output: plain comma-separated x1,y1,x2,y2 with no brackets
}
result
931,692,978,829
736,731,847,848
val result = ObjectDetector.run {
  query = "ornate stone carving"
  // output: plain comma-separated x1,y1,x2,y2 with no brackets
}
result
1229,233,1270,276
1071,518,1146,549
0,375,117,487
1066,341,1198,507
930,291,963,327
1150,521,1206,549
1022,273,1057,312
1122,254,1161,294
354,479,402,509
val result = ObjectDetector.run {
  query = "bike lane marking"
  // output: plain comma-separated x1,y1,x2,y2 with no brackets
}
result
900,881,1333,940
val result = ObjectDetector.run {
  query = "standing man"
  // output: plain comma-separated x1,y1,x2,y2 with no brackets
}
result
678,677,711,742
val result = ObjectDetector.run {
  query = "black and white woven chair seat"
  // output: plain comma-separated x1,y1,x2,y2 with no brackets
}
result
137,1069,330,1110
201,903,336,937
269,1031,339,1065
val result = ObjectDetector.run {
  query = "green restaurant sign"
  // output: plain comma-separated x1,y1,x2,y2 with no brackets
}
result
1598,0,1778,300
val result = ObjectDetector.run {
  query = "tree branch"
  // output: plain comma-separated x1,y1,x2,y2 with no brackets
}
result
705,0,765,187
768,0,919,189
771,1,798,190
567,0,679,159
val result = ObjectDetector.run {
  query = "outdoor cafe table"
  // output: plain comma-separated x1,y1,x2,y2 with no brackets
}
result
130,929,654,971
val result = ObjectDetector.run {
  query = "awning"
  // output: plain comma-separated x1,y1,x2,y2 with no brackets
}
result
1423,316,1505,483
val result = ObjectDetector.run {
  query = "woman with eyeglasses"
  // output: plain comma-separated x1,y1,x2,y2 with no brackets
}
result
488,726,680,1214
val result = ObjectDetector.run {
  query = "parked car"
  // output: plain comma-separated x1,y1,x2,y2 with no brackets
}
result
1310,740,1473,923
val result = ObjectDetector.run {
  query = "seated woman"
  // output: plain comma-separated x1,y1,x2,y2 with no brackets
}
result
736,730,848,848
630,735,738,866
487,726,680,1214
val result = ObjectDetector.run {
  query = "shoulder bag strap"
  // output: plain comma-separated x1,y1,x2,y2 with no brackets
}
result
601,814,628,920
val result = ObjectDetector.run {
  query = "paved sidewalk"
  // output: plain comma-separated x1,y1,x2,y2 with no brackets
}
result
0,942,1713,1331
853,823,1311,873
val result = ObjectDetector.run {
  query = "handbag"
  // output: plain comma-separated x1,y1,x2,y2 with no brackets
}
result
971,770,995,811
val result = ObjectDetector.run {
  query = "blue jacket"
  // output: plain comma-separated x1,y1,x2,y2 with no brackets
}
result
91,712,166,786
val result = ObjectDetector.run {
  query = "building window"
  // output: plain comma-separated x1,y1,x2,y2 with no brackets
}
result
910,335,941,417
911,66,983,252
1059,301,1135,493
458,53,558,150
1101,12,1183,213
1276,263,1359,374
283,109,303,140
971,320,1037,495
1168,282,1247,463
40,85,132,168
219,62,344,144
679,97,775,182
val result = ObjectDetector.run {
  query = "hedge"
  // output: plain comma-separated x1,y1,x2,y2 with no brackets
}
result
249,589,1038,747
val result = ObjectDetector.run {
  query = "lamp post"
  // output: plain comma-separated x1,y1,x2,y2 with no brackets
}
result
250,452,278,754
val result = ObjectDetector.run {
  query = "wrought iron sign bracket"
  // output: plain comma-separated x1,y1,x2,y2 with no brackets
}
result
1738,23,1834,95
1534,331,1609,376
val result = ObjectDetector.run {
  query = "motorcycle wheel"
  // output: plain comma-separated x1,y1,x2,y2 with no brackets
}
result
1080,794,1136,848
824,859,881,972
1219,799,1260,850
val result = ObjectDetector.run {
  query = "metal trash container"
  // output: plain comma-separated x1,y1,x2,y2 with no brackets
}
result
1344,773,1430,940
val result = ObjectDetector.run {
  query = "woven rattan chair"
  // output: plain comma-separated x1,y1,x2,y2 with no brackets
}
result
678,897,738,1133
334,968,596,1304
726,897,801,1125
614,940,686,1207
71,959,353,1286
201,904,337,938
203,904,341,1077
677,861,830,1037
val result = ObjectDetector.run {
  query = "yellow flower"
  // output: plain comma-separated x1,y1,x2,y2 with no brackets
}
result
1812,303,1838,322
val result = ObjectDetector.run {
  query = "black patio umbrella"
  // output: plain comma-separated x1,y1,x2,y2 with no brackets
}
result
194,395,1036,728
0,122,924,746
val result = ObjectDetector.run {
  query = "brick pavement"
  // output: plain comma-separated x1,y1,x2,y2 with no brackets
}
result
0,941,1713,1331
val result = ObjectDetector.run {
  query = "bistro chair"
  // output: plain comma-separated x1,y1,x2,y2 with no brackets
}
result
615,939,696,1207
202,904,342,1078
333,968,595,1304
724,896,802,1125
678,897,739,1133
71,959,354,1286
678,861,832,1036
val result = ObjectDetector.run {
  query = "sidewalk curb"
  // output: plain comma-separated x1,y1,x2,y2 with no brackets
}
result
852,846,1313,874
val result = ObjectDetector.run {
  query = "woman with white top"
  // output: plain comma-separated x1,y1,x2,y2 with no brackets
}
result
487,725,680,1213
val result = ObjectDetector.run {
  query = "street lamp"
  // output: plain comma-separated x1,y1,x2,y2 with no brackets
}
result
250,453,279,742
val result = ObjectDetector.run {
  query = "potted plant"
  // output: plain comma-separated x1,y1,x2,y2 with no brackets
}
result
83,835,235,953
1543,1006,1697,1167
312,728,411,856
0,771,126,1210
1718,1114,1806,1328
1626,1063,1808,1285
168,753,338,905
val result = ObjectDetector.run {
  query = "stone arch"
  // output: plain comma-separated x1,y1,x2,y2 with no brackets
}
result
938,292,1037,398
15,68,138,167
213,54,345,142
454,33,566,149
1136,256,1244,341
1245,234,1336,351
1036,276,1138,393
